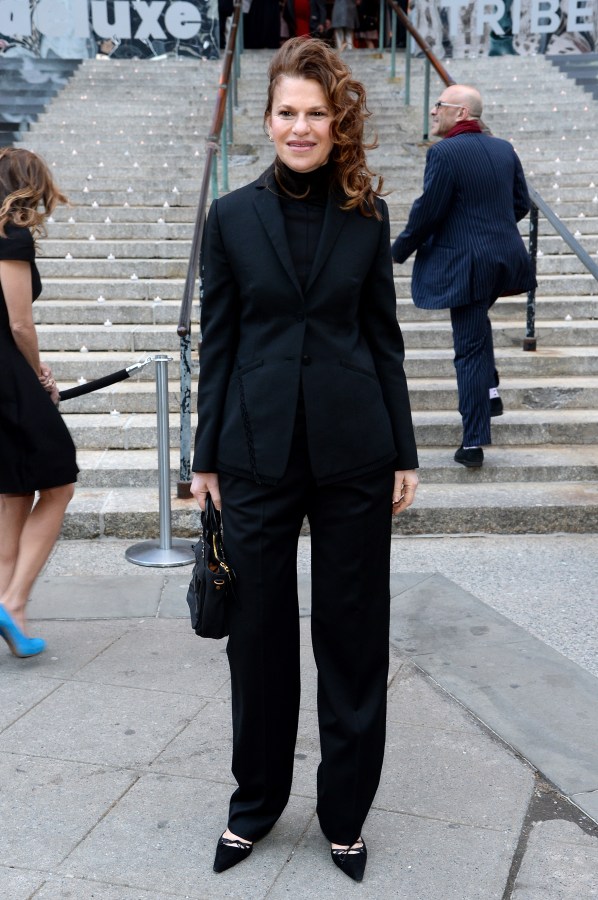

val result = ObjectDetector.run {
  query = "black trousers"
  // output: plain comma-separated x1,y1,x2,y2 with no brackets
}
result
219,413,395,844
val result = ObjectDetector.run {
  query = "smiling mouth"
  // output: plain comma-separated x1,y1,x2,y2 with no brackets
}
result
288,142,316,149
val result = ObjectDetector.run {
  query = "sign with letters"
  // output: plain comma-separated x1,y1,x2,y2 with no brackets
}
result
0,0,596,58
0,0,219,59
409,0,597,56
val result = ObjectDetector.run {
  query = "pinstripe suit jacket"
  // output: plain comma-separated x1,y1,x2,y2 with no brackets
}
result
392,132,536,309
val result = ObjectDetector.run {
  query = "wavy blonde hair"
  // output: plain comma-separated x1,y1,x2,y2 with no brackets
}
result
265,37,384,219
0,147,68,238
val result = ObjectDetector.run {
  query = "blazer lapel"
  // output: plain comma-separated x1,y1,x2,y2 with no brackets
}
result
304,192,349,294
253,184,303,299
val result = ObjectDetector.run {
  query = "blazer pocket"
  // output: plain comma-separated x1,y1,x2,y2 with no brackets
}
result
237,359,264,377
339,360,378,381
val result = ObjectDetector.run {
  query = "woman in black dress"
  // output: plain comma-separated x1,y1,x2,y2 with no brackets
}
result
0,148,78,659
190,38,418,881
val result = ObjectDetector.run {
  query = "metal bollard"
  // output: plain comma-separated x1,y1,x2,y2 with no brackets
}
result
126,355,195,567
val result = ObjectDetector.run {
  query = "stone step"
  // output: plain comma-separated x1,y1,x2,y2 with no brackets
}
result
58,409,598,450
40,346,598,381
36,236,598,272
33,251,598,281
36,319,598,351
38,215,598,246
396,275,598,298
36,258,186,278
37,324,180,352
32,296,598,325
41,239,192,259
402,347,598,378
410,409,598,447
33,267,598,301
60,480,598,538
73,444,598,487
399,320,598,348
56,376,598,415
395,255,597,275
396,297,598,320
34,299,182,325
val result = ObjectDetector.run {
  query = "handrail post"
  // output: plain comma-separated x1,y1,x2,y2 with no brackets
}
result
227,77,234,145
390,9,397,79
233,36,239,106
378,0,385,52
404,28,411,105
221,114,229,193
177,332,192,497
525,204,538,351
211,150,219,200
422,58,430,140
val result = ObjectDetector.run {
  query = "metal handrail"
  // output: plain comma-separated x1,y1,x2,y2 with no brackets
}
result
176,0,243,496
524,185,598,350
385,0,454,86
384,7,598,350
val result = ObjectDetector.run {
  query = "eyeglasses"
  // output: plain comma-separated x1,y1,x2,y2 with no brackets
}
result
433,101,464,111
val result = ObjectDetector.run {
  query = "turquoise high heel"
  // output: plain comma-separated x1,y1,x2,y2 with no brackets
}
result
0,606,46,658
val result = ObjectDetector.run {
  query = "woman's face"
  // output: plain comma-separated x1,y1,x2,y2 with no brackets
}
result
266,76,334,173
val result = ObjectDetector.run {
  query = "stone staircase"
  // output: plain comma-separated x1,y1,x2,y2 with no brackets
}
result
0,58,81,146
19,50,598,537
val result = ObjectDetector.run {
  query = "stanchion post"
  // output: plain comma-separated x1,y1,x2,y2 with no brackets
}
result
126,355,195,567
423,58,430,140
221,114,229,193
390,9,397,78
524,204,538,351
404,30,411,105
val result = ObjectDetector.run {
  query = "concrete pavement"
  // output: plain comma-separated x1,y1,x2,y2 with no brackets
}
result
1,535,597,898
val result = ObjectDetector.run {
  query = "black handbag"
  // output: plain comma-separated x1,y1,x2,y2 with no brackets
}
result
186,494,236,639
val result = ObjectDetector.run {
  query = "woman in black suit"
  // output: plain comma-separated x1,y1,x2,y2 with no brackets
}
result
191,37,418,882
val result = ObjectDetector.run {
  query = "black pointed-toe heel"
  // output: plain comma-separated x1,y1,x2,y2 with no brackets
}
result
331,838,367,882
213,833,253,873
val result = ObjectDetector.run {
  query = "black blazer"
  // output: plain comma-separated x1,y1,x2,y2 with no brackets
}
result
192,170,418,485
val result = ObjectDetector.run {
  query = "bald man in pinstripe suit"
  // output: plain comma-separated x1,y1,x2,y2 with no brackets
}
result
392,85,536,467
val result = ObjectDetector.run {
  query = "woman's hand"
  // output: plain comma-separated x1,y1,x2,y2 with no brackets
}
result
190,472,221,511
392,469,419,515
39,364,60,404
39,363,55,392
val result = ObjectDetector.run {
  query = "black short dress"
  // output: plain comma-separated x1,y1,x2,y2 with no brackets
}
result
0,224,78,493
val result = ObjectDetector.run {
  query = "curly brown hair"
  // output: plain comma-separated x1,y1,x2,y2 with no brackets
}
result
0,147,68,238
264,37,384,219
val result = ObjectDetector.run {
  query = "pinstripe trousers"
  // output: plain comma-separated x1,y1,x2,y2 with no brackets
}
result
450,298,498,447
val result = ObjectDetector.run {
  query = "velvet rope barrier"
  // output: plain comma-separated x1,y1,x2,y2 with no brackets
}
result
58,357,154,401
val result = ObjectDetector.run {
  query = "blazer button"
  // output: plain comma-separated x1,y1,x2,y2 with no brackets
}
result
301,355,311,365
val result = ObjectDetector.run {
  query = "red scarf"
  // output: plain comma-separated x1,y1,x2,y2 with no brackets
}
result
444,120,483,139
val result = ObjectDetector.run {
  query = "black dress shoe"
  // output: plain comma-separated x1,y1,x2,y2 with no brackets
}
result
331,838,367,882
490,396,503,417
454,446,484,468
213,833,253,873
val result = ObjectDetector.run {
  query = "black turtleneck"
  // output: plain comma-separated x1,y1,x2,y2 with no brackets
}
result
276,161,332,291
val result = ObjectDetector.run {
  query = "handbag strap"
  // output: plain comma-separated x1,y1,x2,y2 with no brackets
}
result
204,494,227,565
